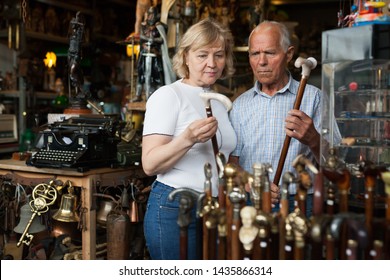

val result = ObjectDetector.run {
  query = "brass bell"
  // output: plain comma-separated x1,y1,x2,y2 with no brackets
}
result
96,199,116,228
52,184,80,223
14,203,46,234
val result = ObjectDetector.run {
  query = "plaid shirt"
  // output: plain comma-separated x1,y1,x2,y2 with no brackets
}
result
230,74,341,194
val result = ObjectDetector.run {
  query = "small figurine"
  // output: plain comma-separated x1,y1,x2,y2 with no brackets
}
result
132,5,174,102
238,206,258,252
343,4,358,27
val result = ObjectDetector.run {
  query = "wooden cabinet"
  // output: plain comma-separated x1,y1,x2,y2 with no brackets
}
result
0,159,146,260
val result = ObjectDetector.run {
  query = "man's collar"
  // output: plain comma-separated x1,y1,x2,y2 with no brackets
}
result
253,72,294,97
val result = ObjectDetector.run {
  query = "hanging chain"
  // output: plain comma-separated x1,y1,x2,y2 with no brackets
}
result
21,0,28,23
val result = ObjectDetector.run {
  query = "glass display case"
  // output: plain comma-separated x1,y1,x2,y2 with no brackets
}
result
321,24,390,207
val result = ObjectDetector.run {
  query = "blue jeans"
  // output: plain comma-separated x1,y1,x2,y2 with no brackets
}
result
144,181,199,260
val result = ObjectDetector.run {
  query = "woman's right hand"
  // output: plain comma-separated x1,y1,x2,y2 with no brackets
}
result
185,116,218,145
142,116,218,176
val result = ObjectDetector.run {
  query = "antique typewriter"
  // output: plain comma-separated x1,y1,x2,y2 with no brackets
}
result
27,115,123,171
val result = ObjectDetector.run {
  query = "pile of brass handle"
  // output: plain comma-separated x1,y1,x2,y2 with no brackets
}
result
172,153,390,260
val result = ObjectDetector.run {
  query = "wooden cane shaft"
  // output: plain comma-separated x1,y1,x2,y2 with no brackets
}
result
273,136,292,186
205,107,219,156
259,237,270,260
339,222,348,260
326,234,335,260
180,228,188,260
311,241,323,260
252,235,261,260
225,199,233,260
370,240,383,260
208,227,217,260
313,171,324,216
231,220,240,260
218,182,226,210
365,175,375,232
203,220,209,260
294,245,305,260
278,220,286,260
297,190,306,217
326,185,336,215
262,192,272,214
338,169,351,213
273,78,308,186
270,231,279,260
346,239,358,260
386,196,390,222
280,199,289,218
218,236,227,260
339,190,349,212
284,239,294,260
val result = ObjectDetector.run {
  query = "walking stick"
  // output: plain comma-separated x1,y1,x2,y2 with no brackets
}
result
359,161,376,239
273,57,317,186
292,154,318,217
252,164,273,260
259,163,273,214
345,218,369,260
327,212,365,260
199,92,233,179
381,172,390,222
279,172,295,260
254,212,271,259
269,214,280,260
215,152,227,260
216,152,227,210
323,148,350,213
286,208,309,260
322,148,344,215
380,172,390,259
168,187,199,260
198,163,220,260
228,174,246,260
312,169,325,216
310,215,332,259
199,92,232,158
217,209,227,260
224,163,237,259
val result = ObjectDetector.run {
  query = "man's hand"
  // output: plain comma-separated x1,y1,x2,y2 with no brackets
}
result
270,183,280,208
285,109,321,162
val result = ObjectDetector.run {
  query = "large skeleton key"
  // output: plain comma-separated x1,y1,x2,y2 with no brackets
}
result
17,182,57,247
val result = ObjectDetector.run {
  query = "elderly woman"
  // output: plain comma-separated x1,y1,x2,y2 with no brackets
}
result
142,18,236,260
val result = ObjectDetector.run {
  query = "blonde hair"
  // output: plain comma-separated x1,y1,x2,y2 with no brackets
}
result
172,18,235,79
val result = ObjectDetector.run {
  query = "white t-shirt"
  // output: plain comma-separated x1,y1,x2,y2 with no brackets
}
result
143,79,237,195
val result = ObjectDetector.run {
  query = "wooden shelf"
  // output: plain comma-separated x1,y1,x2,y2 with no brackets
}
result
127,101,146,111
0,90,56,100
34,0,95,15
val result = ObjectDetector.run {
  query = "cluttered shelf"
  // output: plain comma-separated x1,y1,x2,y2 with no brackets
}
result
0,159,147,260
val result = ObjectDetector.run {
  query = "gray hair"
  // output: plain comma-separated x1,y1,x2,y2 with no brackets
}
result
172,18,235,79
248,21,291,52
